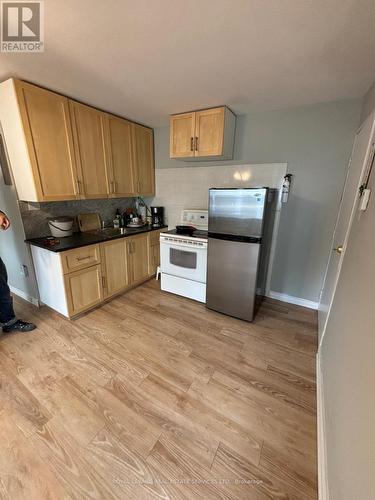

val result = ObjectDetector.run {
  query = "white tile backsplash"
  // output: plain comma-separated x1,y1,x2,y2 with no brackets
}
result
148,163,287,228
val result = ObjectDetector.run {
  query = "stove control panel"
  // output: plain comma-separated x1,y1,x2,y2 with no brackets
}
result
181,209,208,230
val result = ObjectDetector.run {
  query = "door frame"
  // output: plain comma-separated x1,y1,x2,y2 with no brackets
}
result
318,111,375,347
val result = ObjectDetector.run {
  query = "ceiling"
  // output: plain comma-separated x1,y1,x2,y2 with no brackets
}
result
1,0,375,126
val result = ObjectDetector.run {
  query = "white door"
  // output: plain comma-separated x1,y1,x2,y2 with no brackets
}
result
319,144,375,500
318,113,375,344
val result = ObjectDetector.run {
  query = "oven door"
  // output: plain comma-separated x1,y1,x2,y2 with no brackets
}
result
160,241,207,283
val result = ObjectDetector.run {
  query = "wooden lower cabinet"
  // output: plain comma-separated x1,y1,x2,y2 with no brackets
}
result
101,239,129,298
64,264,103,317
148,230,162,276
148,244,160,275
33,231,162,319
61,244,101,273
128,233,150,284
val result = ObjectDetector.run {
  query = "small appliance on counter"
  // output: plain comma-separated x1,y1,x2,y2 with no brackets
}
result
151,206,164,228
160,209,208,303
77,213,101,232
48,216,74,238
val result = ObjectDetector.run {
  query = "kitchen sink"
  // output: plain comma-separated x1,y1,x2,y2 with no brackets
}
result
87,227,126,238
87,226,149,239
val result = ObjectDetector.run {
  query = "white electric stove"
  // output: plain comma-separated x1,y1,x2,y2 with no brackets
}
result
160,210,208,303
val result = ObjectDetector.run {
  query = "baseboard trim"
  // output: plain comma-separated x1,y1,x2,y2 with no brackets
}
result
268,290,319,310
10,285,40,307
317,352,329,500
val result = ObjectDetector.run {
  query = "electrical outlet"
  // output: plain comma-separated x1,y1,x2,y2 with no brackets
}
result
20,264,29,277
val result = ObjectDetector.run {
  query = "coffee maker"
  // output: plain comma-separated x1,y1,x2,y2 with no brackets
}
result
151,206,164,228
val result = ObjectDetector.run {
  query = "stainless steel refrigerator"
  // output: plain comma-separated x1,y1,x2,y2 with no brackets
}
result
206,188,277,322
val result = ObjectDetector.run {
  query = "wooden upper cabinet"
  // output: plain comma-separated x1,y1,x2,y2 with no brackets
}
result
0,78,155,201
170,106,236,161
106,115,136,197
195,107,225,157
15,80,79,201
69,101,110,199
170,112,195,158
132,123,155,196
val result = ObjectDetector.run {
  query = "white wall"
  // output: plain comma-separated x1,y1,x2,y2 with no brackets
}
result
148,162,286,228
360,80,375,124
154,99,361,303
319,85,375,499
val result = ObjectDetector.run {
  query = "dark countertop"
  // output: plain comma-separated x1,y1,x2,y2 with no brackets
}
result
25,225,168,253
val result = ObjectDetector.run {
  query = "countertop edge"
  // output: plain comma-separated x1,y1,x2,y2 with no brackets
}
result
25,225,168,253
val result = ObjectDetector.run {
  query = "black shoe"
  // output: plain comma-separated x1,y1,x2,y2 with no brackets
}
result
2,319,36,333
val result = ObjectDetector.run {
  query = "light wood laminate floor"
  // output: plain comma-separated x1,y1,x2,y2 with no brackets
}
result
0,279,318,499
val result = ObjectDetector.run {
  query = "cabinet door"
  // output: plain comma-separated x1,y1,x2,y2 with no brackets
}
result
148,230,161,276
195,107,225,157
101,239,129,298
129,234,149,284
15,81,79,201
148,244,160,276
64,264,103,317
132,124,155,196
69,101,110,199
170,113,195,158
106,115,136,197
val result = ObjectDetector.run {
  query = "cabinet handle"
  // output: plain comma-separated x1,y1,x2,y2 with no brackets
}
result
76,179,81,195
102,276,106,288
132,241,135,253
137,179,141,193
195,137,198,151
111,180,116,194
190,137,194,151
77,256,91,262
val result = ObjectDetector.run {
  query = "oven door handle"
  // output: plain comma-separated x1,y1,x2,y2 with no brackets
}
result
161,242,207,252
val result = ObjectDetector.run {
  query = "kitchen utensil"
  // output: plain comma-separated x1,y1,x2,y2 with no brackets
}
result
48,217,74,238
176,225,196,236
127,222,146,228
77,213,101,232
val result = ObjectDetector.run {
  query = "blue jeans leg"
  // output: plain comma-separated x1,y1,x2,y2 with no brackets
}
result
0,257,16,326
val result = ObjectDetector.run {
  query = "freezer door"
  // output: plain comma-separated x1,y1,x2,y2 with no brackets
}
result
208,188,267,237
206,237,260,321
